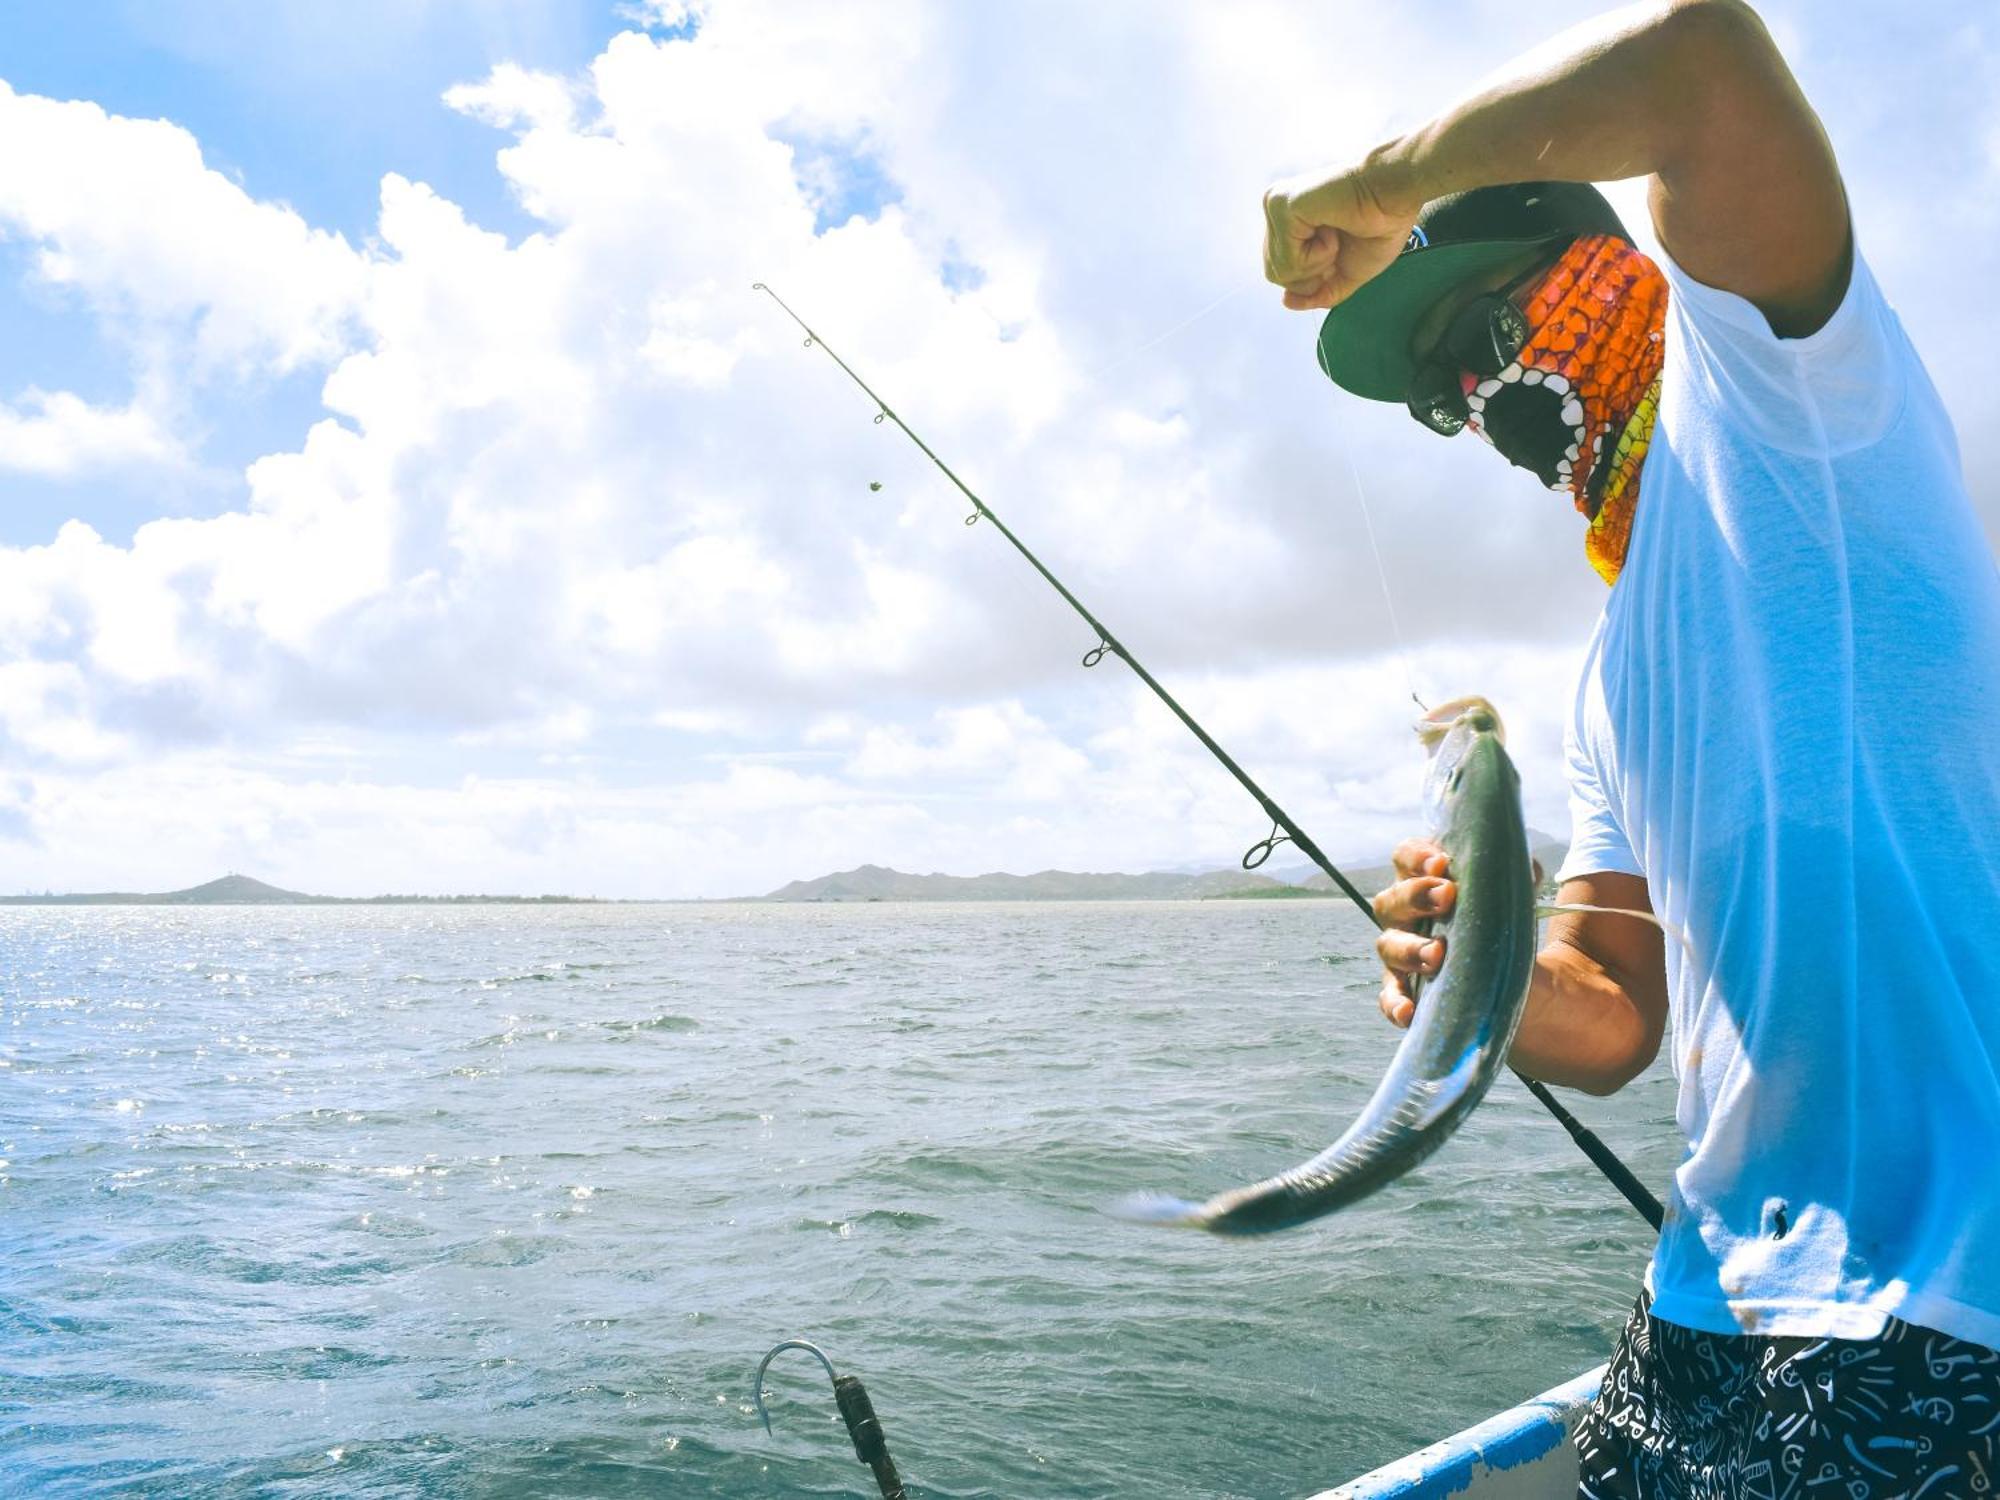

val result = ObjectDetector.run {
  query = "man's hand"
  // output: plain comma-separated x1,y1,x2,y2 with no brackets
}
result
1369,846,1668,1094
1262,161,1421,311
1371,837,1456,1029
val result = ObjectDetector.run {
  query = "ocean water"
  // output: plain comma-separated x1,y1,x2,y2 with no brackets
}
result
0,901,1678,1498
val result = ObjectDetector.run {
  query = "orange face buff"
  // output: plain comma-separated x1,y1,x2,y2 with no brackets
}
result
1462,235,1668,583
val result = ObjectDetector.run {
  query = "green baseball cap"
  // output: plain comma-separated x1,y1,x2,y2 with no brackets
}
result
1315,181,1630,402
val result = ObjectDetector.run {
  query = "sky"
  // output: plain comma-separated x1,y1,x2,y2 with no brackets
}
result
0,1,1995,899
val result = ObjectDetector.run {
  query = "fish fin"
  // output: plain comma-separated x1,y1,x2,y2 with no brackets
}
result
1537,902,1694,958
1105,1191,1211,1229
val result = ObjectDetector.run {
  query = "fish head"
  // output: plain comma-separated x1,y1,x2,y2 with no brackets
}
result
1417,696,1513,828
1414,695,1505,752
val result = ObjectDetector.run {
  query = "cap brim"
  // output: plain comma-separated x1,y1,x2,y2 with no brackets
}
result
1316,237,1567,403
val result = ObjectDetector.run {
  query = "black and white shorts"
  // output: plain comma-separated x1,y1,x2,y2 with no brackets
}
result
1577,1289,2000,1499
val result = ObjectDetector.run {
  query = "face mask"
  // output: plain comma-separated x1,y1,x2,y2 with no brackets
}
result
1461,234,1668,583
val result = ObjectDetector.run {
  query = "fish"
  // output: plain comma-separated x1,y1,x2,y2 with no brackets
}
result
1112,696,1538,1234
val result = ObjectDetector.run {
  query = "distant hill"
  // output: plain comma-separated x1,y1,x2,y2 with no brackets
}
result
0,875,594,905
0,874,316,906
166,875,316,904
760,833,1570,905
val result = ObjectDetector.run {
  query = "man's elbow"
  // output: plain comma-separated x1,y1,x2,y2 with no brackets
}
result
1661,0,1769,47
1575,999,1665,1096
1656,0,1782,86
1574,1043,1659,1096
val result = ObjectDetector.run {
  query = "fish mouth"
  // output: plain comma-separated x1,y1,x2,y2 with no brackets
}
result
1414,695,1505,751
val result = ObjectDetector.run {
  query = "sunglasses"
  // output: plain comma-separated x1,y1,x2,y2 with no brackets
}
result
1404,268,1541,437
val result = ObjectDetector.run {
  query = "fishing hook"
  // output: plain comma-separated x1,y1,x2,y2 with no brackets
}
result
753,1339,837,1435
752,1339,908,1499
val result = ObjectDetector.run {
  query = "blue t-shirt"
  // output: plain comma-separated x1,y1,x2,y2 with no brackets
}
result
1556,244,2000,1345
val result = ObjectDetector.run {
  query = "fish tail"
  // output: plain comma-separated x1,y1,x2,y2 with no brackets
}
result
1105,1191,1212,1229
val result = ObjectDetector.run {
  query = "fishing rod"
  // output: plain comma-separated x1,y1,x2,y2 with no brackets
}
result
750,282,1372,915
752,282,1663,1234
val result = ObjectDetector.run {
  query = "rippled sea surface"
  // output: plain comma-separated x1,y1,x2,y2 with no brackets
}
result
1,902,1678,1498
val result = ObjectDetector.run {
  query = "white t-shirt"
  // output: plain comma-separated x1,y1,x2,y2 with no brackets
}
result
1557,244,2000,1346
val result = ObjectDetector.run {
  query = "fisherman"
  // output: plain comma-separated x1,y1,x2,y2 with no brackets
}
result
1264,1,2000,1493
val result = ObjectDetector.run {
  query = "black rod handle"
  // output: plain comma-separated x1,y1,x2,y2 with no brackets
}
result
834,1375,906,1499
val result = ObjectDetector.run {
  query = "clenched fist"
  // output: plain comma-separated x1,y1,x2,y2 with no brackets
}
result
1262,158,1421,312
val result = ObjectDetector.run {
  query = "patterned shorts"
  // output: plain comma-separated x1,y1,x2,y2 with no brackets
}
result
1576,1290,2000,1499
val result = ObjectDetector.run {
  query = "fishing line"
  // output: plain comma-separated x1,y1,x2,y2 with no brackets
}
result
1346,455,1427,713
754,281,1663,1233
1542,900,1692,957
1085,283,1250,381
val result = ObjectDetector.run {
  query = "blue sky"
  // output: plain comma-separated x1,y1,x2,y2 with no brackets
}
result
0,2,1994,896
1,0,636,550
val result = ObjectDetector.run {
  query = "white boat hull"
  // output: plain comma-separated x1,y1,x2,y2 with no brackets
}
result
1308,1365,1606,1499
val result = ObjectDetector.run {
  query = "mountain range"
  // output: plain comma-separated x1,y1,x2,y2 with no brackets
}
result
760,832,1568,902
1,833,1570,905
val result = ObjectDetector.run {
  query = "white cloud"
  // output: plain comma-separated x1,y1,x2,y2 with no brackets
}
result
613,0,708,34
0,79,368,375
440,62,578,135
0,633,1584,897
0,659,132,764
0,389,182,476
0,2,1991,894
848,701,1091,803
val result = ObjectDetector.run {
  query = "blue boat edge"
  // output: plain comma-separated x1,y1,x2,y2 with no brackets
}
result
1308,1364,1607,1499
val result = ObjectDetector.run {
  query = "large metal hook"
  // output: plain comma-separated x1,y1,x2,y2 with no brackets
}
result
751,1338,908,1498
752,1338,837,1436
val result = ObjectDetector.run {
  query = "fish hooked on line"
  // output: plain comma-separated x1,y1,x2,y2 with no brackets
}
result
1113,696,1539,1234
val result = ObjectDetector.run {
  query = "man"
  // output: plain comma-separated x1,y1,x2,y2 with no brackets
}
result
1262,2,2000,1494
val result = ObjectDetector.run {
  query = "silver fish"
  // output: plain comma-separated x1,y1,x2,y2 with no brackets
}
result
1113,696,1537,1234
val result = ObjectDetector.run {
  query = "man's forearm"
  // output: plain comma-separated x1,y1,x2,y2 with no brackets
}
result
1363,0,1763,213
1507,939,1663,1095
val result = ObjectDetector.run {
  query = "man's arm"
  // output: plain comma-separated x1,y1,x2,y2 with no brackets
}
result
1376,850,1668,1095
1265,0,1850,336
1510,872,1670,1094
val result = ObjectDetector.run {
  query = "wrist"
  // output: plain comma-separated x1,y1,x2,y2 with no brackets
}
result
1361,133,1431,222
